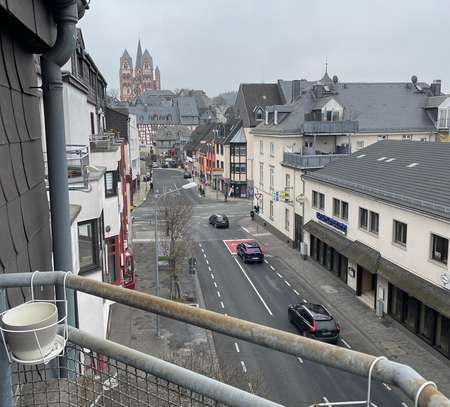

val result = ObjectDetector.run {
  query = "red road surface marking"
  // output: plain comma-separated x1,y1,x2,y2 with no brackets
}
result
223,239,263,255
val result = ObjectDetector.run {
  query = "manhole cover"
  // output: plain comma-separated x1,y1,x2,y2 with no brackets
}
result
321,285,338,294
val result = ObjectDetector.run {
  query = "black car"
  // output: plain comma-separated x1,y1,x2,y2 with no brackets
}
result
183,172,192,179
236,241,264,263
209,214,229,228
288,303,340,344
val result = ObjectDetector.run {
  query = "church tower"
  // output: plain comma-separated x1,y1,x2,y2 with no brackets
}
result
155,66,161,90
133,40,144,97
142,49,154,90
119,49,133,101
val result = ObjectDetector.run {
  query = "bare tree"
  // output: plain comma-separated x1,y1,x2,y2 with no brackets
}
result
159,193,193,300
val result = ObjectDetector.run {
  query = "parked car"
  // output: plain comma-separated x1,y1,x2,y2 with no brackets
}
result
288,303,340,344
236,241,264,263
152,162,159,168
161,162,169,168
183,172,192,179
209,214,229,228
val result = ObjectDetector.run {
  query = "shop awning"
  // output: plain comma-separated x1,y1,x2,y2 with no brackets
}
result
341,241,380,274
303,220,352,252
378,258,450,319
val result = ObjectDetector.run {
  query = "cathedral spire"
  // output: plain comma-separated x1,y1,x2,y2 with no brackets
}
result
135,40,143,70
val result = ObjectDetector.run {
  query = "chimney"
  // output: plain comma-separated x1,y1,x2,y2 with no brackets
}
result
292,80,301,102
431,80,441,96
274,110,278,125
265,110,269,125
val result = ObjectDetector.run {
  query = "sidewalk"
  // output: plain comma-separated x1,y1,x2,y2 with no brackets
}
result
193,174,248,203
240,216,450,396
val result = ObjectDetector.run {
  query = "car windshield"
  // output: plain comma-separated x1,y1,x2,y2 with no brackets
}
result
316,320,336,331
246,247,261,254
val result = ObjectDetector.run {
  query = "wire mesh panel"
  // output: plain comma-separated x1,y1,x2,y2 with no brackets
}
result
11,343,225,407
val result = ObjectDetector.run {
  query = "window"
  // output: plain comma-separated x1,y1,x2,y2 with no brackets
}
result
402,134,412,141
326,111,333,121
332,111,340,121
216,160,219,168
78,220,100,272
356,140,365,149
216,145,219,154
393,220,407,246
333,198,348,220
270,142,275,156
256,109,263,121
259,163,264,187
285,174,290,189
221,161,224,169
359,208,368,229
269,167,274,190
269,200,274,219
90,112,95,135
220,145,224,155
106,237,118,284
369,211,379,234
259,140,263,154
431,234,448,265
105,171,118,197
312,190,325,210
438,108,450,128
285,208,290,230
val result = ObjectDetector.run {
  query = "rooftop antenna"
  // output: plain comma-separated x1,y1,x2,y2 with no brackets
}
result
325,57,328,74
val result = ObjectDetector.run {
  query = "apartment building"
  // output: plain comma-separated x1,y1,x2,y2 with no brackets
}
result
303,141,450,357
252,73,445,248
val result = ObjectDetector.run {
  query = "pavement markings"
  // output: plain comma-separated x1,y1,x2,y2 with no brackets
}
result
234,343,240,353
241,226,250,233
220,301,225,309
211,273,215,279
240,361,247,373
382,383,392,391
303,299,308,303
264,259,268,264
203,253,207,258
341,338,352,349
297,356,303,364
217,291,221,298
208,266,212,272
276,272,283,278
198,243,202,248
401,403,409,407
201,248,205,253
234,257,273,316
213,282,217,288
206,259,209,265
322,396,333,406
269,265,275,271
293,289,300,296
284,280,291,287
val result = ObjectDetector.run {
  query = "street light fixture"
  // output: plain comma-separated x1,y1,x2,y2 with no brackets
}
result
154,181,196,337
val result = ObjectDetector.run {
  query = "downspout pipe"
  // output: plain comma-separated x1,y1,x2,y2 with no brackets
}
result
41,0,79,348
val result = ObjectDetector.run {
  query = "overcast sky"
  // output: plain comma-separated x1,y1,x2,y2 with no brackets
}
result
79,0,449,97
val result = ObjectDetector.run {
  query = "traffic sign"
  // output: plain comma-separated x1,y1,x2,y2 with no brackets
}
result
255,192,263,200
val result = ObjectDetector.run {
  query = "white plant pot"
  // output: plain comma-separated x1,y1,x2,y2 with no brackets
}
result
1,302,58,361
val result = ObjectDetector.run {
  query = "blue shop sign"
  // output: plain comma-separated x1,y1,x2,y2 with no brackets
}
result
316,212,347,235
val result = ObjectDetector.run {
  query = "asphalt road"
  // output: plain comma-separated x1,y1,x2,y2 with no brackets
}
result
150,169,407,407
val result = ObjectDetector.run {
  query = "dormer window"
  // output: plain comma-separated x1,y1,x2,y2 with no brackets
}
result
438,108,450,128
255,107,263,121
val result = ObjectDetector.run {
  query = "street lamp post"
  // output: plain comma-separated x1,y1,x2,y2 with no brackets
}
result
154,181,196,337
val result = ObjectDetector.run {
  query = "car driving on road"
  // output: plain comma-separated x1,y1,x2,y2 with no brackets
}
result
288,302,340,344
236,241,264,263
208,214,229,228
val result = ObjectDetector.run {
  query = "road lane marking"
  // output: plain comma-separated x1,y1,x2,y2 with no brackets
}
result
241,226,250,233
293,289,300,296
217,291,221,298
240,361,247,373
264,259,268,264
234,258,273,316
198,243,202,248
220,301,225,308
303,299,307,303
297,357,303,364
276,272,283,278
269,265,275,271
382,383,392,391
341,338,351,349
213,282,217,288
203,253,207,258
401,403,409,407
234,343,240,353
208,266,212,271
201,248,204,253
322,396,333,406
284,280,291,287
206,259,209,265
211,273,215,279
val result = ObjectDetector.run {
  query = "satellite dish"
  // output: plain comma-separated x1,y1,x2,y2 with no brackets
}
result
332,75,338,84
411,75,418,84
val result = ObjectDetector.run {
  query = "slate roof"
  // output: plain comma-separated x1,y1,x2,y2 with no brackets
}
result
425,96,448,108
230,126,246,143
178,96,199,117
121,49,132,65
143,49,152,62
256,81,439,135
305,140,450,220
135,40,143,70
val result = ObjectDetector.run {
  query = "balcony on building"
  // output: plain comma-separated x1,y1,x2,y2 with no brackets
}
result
282,152,349,170
302,119,359,135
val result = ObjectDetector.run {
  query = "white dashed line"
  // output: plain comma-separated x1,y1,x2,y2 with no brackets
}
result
198,243,202,248
293,289,300,296
211,273,214,279
220,301,225,309
341,338,351,349
208,266,212,271
201,248,204,253
241,226,250,233
297,356,303,364
206,259,209,265
276,272,283,278
382,383,392,391
322,396,332,406
264,259,268,264
401,402,409,407
270,265,275,271
217,291,221,298
234,343,240,353
203,253,207,258
284,280,291,287
370,402,378,407
234,258,273,316
303,299,307,303
213,282,217,288
240,361,247,373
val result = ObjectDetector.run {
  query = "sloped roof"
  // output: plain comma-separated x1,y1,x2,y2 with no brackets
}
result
305,140,450,220
135,40,143,70
230,126,246,143
425,95,448,108
121,49,132,65
143,49,152,62
178,96,199,117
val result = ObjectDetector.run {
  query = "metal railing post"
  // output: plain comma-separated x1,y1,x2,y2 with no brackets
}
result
155,199,160,337
0,289,13,407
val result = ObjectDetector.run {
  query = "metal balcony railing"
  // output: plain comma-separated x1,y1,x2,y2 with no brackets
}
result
282,152,348,169
90,132,124,151
0,272,449,407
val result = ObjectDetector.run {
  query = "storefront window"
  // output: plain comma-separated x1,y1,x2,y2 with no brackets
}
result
389,285,406,322
404,296,420,333
419,304,436,344
435,315,450,357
